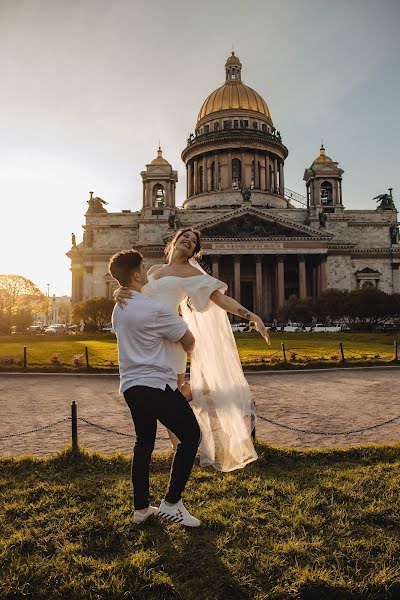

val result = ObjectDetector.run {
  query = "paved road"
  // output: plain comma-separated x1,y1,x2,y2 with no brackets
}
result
1,369,399,456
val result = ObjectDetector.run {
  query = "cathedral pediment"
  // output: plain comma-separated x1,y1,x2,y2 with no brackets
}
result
195,208,331,240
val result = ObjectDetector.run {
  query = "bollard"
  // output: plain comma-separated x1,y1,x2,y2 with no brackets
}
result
23,346,27,370
281,342,287,364
395,340,398,363
71,401,78,453
85,346,90,370
339,341,345,364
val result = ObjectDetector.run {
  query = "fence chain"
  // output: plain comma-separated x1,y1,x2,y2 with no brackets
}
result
77,417,135,437
0,417,71,439
257,414,400,436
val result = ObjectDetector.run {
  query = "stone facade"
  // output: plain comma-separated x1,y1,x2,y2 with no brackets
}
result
67,53,400,319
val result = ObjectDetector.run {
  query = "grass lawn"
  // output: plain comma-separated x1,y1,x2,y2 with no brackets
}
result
1,443,400,599
0,333,399,370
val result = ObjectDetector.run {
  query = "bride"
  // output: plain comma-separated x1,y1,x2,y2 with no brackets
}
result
115,227,270,472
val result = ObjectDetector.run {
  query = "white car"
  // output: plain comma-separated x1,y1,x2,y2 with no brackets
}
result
44,324,66,334
283,323,303,332
231,324,248,333
312,323,341,333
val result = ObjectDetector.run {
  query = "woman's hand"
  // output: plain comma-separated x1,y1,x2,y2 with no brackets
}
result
254,316,270,344
113,287,133,307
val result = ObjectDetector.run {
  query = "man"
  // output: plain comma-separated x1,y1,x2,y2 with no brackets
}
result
109,249,201,527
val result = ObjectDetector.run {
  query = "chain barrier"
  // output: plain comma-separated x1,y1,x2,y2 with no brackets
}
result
0,417,71,439
257,413,400,436
77,417,134,437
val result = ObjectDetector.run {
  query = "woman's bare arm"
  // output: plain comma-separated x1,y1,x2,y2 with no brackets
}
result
210,290,270,343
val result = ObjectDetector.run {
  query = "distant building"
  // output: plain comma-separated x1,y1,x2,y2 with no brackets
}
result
67,52,399,321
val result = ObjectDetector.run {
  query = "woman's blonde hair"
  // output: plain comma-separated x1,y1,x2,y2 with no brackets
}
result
164,228,202,263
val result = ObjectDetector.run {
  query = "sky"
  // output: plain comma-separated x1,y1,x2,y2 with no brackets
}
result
0,0,399,296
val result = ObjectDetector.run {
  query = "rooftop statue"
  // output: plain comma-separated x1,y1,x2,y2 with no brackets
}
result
240,186,252,203
87,191,108,213
374,188,396,211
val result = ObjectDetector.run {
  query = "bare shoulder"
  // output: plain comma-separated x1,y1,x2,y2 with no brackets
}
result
185,264,204,277
147,264,164,276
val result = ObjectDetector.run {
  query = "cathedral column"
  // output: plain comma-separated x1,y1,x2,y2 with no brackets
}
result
234,255,241,304
142,185,146,208
274,158,278,192
187,162,192,197
241,151,245,186
71,266,84,305
319,255,327,294
228,152,232,189
215,153,219,190
279,161,284,195
203,156,207,192
193,159,198,194
276,254,285,309
212,255,219,279
298,254,307,300
312,263,318,299
254,153,259,188
339,179,343,205
255,255,263,318
265,154,270,191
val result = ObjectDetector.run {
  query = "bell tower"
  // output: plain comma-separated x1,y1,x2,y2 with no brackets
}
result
140,146,178,212
303,144,344,216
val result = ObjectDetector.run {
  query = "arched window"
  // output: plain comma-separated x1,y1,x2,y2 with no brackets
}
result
232,158,241,188
199,166,204,193
320,181,333,205
210,161,215,191
362,280,374,289
152,184,165,207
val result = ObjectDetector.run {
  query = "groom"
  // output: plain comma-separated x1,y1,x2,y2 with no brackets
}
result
109,249,201,527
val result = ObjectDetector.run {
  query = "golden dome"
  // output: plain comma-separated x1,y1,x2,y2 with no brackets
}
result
313,144,334,164
150,146,170,166
197,82,271,122
197,52,271,123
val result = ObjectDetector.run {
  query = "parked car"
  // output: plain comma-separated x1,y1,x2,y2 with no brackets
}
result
44,324,66,334
282,323,303,333
28,325,43,334
312,323,341,333
231,324,249,333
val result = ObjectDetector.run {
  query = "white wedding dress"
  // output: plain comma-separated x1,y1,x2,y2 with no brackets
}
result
142,267,257,472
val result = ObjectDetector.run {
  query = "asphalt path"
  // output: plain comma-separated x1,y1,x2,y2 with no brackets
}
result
1,369,399,457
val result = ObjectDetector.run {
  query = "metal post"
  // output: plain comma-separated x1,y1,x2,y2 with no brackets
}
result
71,401,78,453
23,346,27,369
395,340,398,362
85,346,90,370
281,342,287,364
340,342,345,364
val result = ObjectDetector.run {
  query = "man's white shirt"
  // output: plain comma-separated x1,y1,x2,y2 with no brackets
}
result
112,292,188,393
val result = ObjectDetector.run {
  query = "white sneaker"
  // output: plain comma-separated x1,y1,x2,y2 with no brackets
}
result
134,505,159,524
158,499,201,527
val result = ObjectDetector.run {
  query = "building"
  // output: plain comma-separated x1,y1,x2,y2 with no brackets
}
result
67,52,400,321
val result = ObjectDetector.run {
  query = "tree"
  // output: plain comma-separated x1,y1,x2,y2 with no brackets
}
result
277,295,316,325
0,274,49,334
345,288,396,330
315,289,349,324
72,297,114,331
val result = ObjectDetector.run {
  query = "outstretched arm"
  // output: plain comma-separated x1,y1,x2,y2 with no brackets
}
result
210,290,270,343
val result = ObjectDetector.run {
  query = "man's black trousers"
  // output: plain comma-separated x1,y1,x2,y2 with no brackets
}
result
124,384,201,510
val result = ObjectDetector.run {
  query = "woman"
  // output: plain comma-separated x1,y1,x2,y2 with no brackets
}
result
115,228,270,472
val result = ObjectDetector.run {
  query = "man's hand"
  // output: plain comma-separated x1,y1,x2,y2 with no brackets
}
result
179,328,195,353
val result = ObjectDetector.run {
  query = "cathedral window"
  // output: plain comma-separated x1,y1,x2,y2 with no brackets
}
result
253,120,258,129
232,158,241,188
223,120,232,129
320,181,333,205
214,121,220,131
243,119,248,128
262,123,267,131
205,124,210,133
234,120,239,129
153,184,165,207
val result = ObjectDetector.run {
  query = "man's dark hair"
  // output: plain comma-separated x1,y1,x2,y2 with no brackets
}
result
109,249,143,287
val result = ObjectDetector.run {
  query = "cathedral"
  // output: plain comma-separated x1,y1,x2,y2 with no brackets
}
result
67,52,399,321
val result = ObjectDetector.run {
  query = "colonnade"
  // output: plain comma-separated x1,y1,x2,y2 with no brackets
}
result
206,253,327,320
186,152,285,198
